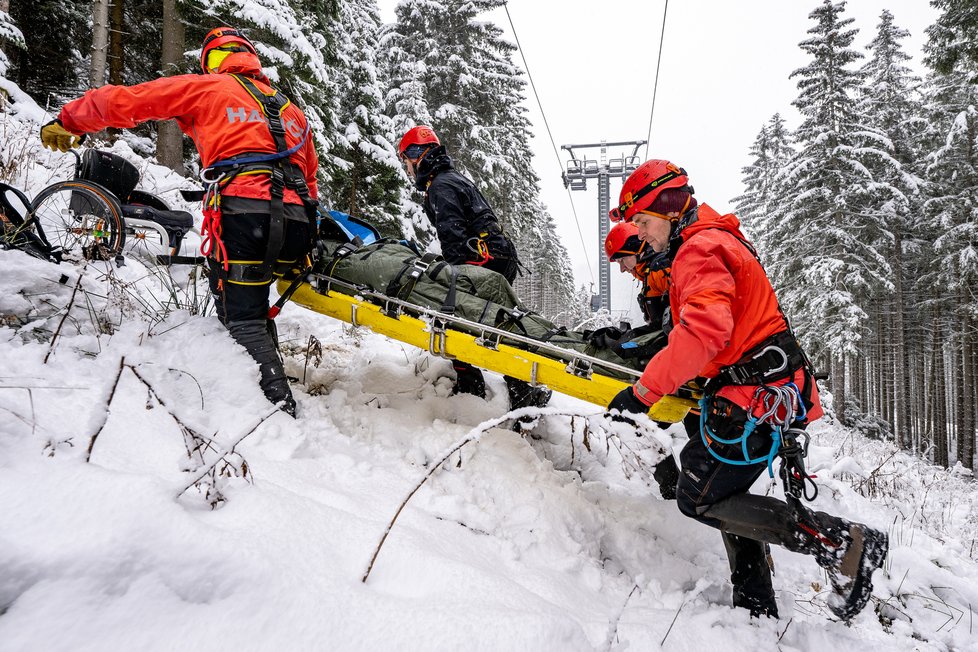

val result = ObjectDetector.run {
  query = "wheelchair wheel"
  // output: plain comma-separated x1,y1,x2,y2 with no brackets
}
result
30,181,125,262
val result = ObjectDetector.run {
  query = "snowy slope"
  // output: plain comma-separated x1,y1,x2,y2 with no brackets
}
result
2,98,978,652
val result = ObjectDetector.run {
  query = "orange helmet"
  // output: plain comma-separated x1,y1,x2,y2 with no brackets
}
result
398,126,440,158
200,27,258,74
604,222,644,260
610,159,689,222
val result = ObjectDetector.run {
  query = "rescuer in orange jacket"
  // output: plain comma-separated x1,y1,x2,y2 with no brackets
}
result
41,27,320,417
604,221,670,330
605,160,888,621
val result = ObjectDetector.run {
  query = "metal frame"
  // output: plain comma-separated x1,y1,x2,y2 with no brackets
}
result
311,270,644,381
561,140,646,313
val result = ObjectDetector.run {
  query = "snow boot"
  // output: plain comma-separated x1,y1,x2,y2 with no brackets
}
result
505,376,552,410
822,523,888,621
702,494,887,620
228,319,296,417
505,376,552,434
723,532,778,618
451,362,486,399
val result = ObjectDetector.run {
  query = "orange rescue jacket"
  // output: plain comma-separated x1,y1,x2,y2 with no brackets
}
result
633,204,823,421
58,53,318,206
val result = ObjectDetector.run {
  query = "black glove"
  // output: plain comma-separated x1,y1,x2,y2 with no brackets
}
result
607,386,649,416
584,325,624,349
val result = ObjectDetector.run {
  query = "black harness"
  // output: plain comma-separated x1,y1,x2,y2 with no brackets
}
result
205,74,317,285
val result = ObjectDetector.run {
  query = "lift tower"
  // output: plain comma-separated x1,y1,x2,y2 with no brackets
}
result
561,140,646,312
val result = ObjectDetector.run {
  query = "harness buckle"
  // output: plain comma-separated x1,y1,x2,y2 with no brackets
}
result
409,257,431,279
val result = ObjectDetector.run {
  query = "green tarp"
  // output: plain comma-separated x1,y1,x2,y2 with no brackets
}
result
316,238,665,380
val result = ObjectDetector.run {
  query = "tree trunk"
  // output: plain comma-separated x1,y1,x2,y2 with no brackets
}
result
90,0,110,88
833,355,847,425
892,232,910,448
960,302,975,470
156,0,185,174
875,309,887,431
109,0,124,85
933,309,949,467
934,305,950,468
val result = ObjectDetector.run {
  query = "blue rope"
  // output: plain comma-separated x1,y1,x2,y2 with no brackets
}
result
699,383,806,478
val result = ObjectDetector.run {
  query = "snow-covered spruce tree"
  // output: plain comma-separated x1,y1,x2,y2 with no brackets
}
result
382,0,577,320
178,0,340,174
0,4,25,79
854,9,926,448
768,0,893,424
322,0,404,237
6,0,89,107
734,113,794,250
920,70,978,470
925,0,978,78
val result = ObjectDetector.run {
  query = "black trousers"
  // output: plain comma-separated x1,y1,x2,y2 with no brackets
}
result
207,206,314,324
676,403,774,525
453,253,542,407
676,405,778,612
676,398,855,616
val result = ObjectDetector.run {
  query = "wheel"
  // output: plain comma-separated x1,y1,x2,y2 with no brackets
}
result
29,180,125,262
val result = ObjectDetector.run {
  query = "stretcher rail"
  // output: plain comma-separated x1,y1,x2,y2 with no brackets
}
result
310,271,643,381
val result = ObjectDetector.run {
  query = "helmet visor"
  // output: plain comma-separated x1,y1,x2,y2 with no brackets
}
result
401,143,431,161
205,43,248,72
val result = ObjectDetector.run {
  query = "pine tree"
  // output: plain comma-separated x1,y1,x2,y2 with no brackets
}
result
921,70,978,468
925,0,978,77
383,0,578,320
766,0,893,423
0,4,24,78
323,0,404,237
734,113,794,251
7,0,89,106
855,9,925,448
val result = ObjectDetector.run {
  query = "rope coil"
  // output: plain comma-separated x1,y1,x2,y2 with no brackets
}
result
699,382,817,500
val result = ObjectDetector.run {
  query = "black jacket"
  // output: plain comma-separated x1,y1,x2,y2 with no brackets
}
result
415,146,517,278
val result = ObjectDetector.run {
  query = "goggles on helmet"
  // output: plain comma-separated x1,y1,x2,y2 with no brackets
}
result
205,43,249,72
611,166,687,222
401,143,432,161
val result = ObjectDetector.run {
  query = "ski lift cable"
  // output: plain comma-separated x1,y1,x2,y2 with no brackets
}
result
644,0,670,159
503,2,595,284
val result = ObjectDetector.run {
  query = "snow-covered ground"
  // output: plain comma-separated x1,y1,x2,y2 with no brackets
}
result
3,94,978,652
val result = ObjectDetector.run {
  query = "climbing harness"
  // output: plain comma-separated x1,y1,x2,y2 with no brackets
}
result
699,382,817,501
197,73,316,291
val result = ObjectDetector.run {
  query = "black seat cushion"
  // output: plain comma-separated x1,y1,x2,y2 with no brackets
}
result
122,205,194,233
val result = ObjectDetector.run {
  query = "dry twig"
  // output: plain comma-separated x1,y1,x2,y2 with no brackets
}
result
602,584,640,651
44,271,85,364
85,356,126,461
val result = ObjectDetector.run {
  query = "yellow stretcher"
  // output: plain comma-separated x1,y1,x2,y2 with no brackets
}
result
278,275,698,423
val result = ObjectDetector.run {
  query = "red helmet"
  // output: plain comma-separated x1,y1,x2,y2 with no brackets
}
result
610,159,689,222
200,27,258,74
398,126,440,158
604,222,644,261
